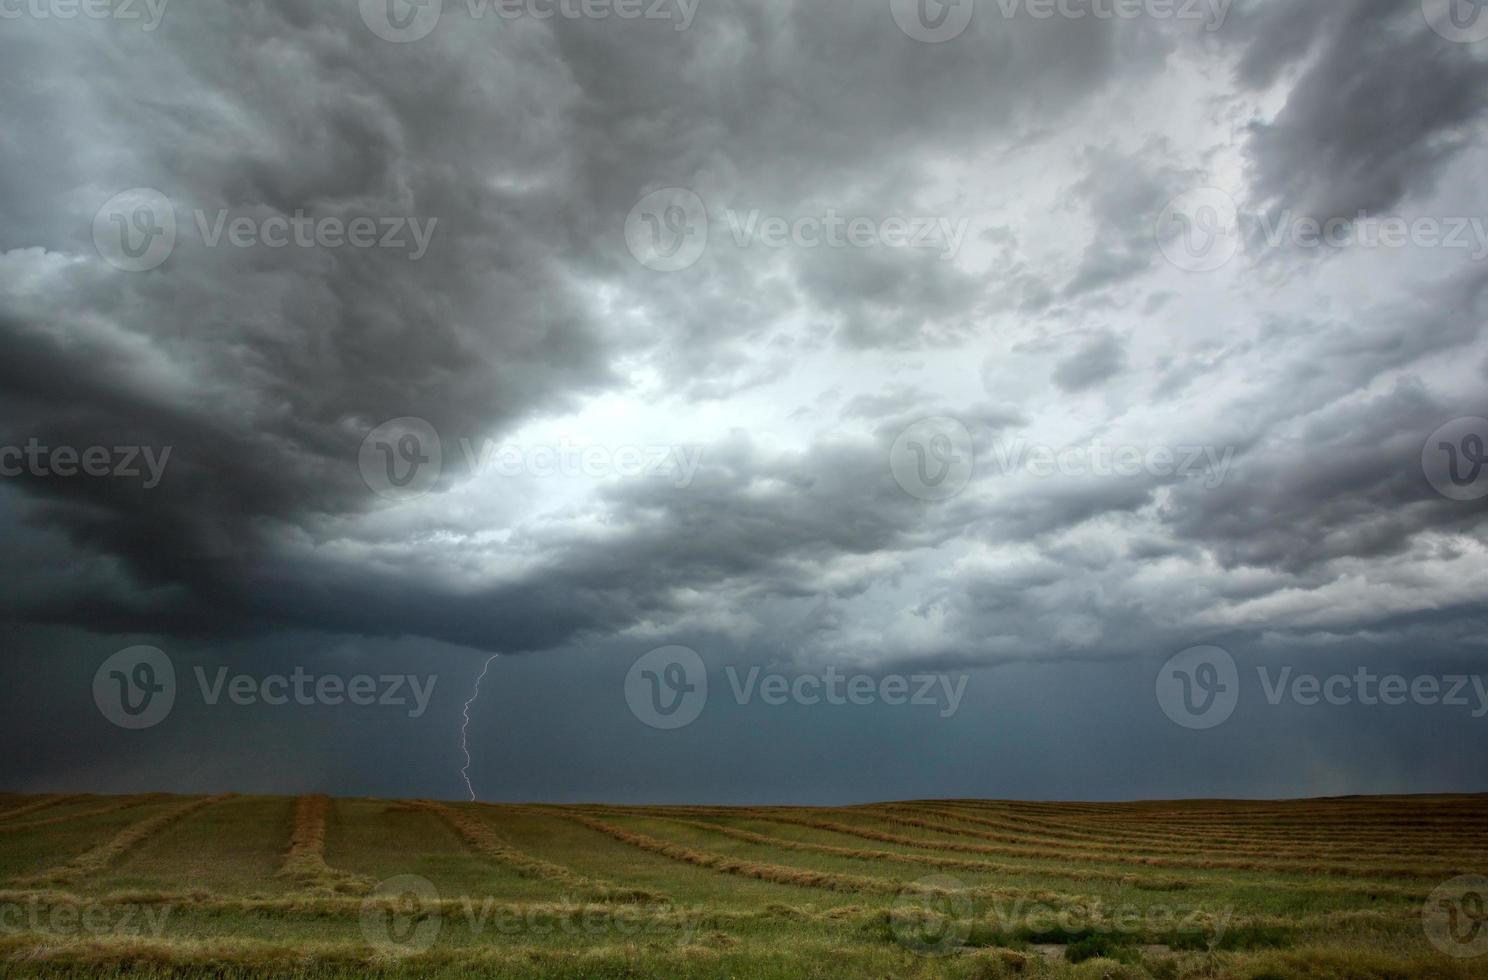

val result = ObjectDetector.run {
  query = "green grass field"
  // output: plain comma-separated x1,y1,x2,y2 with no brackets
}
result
1,792,1485,978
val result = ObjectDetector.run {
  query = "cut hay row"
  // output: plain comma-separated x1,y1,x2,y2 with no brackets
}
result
0,798,154,837
0,795,79,822
423,802,655,902
984,795,1487,812
0,886,738,927
866,803,1380,858
1015,811,1488,832
903,802,1351,849
917,800,1421,843
557,800,1483,867
565,806,1431,901
959,800,1488,828
998,802,1488,824
748,811,1454,881
861,808,1476,878
276,796,372,896
904,799,1488,835
0,884,844,934
553,810,911,896
924,807,1488,862
560,800,1470,868
929,800,1488,847
0,886,1421,937
633,812,1210,890
0,932,769,974
15,795,230,886
886,803,1486,861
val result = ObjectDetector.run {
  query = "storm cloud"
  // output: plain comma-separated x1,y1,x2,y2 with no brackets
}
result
1,0,1486,802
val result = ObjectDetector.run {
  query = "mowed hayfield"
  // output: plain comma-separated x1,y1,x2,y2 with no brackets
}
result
0,793,1486,978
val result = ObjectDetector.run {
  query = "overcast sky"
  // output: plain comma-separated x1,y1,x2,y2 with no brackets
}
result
2,0,1487,804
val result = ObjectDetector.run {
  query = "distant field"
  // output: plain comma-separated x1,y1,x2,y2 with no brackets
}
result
1,793,1486,978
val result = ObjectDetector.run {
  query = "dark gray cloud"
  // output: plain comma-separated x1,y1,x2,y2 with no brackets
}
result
1234,0,1488,219
1052,330,1128,392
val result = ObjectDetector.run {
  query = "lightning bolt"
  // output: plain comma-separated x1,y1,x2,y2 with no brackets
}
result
459,654,499,801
